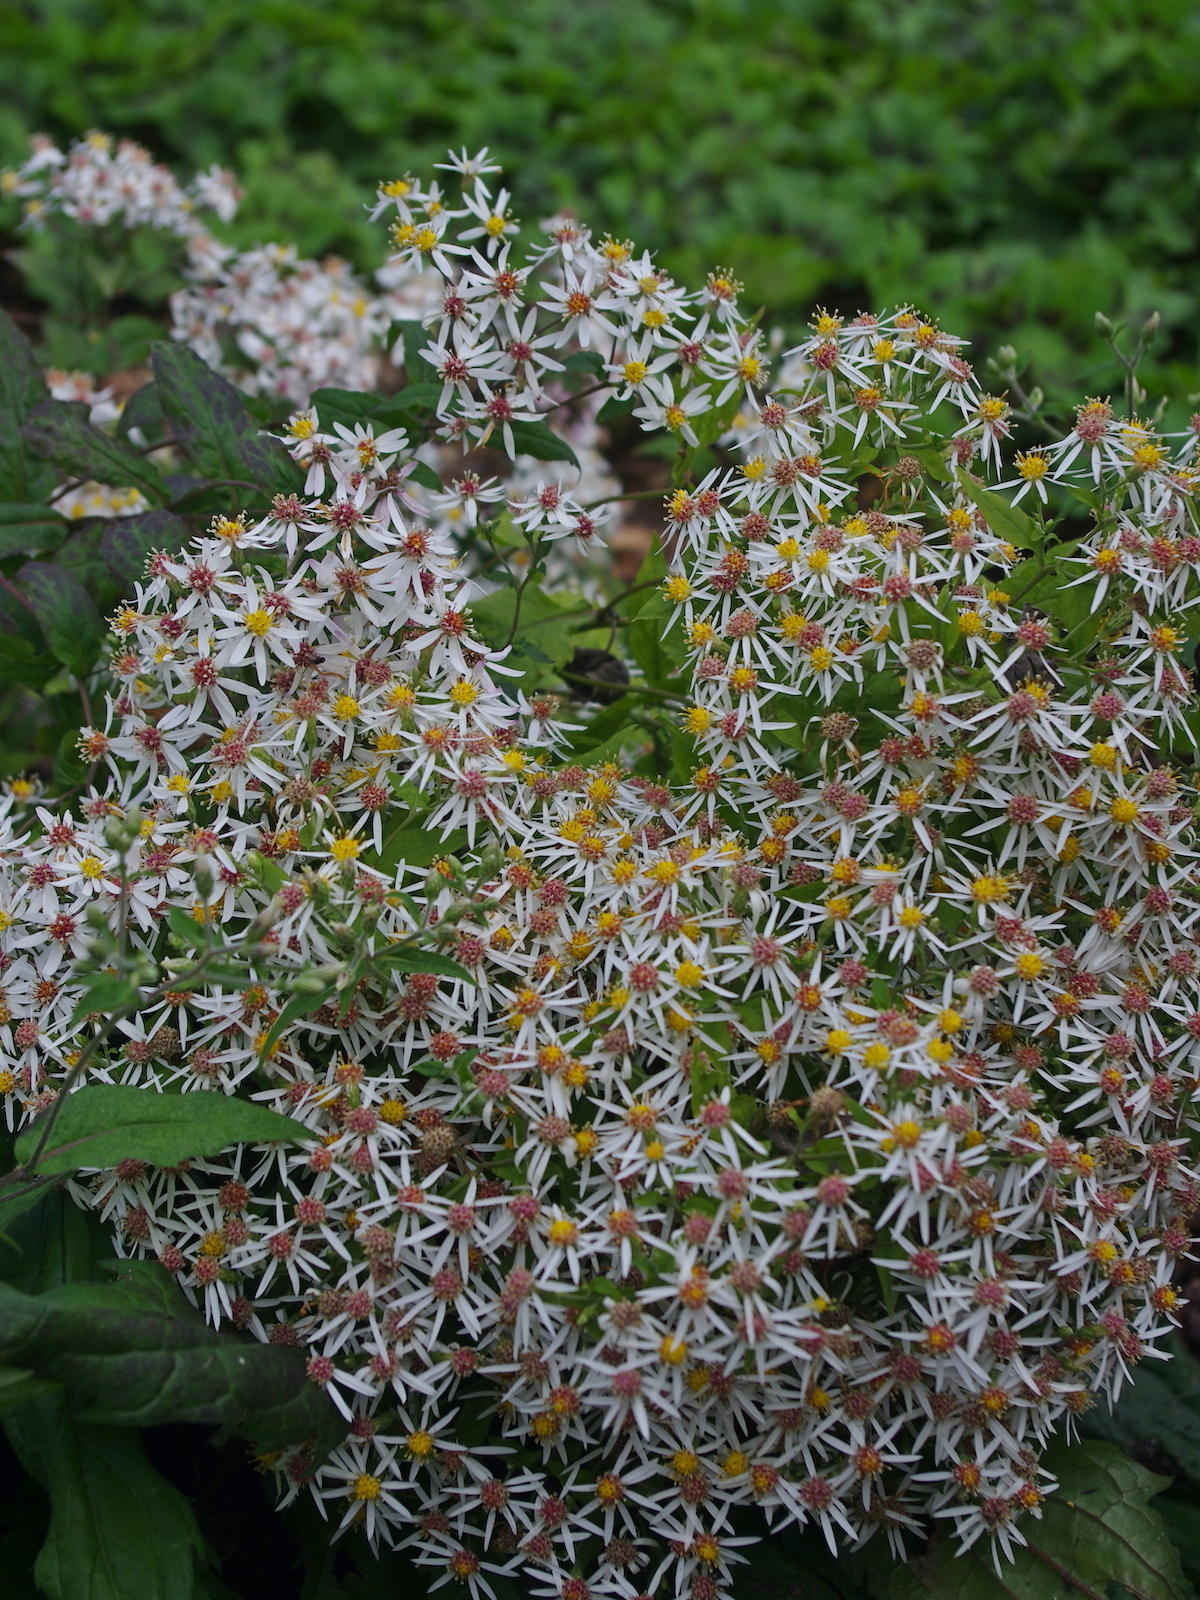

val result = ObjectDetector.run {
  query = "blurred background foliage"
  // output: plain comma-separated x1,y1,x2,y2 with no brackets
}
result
2,0,1200,407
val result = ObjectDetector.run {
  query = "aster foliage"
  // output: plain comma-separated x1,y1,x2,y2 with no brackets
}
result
2,149,1200,1600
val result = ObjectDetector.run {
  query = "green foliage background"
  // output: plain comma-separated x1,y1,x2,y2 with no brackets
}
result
3,0,1200,399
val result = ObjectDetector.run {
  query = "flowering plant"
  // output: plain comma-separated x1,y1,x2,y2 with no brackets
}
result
0,145,1198,1600
2,130,422,401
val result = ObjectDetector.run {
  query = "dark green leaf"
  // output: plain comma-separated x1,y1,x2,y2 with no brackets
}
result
569,724,646,767
0,1363,59,1409
596,393,635,423
619,536,668,619
375,383,441,425
374,823,467,874
564,693,643,755
21,399,169,505
51,522,123,615
166,481,245,516
0,502,69,558
100,508,188,591
486,506,527,550
309,384,439,435
407,459,443,492
0,1176,62,1245
411,1059,453,1079
506,418,580,466
883,1440,1185,1600
400,324,439,385
689,389,741,450
0,1264,342,1453
114,380,164,441
166,905,210,950
308,387,384,428
14,562,105,677
728,1517,870,1600
0,307,56,503
909,445,951,481
5,1393,204,1600
0,1181,106,1295
564,350,607,378
51,727,91,795
151,341,299,496
1156,1500,1200,1593
469,578,578,685
1081,1333,1200,1486
15,1084,311,1176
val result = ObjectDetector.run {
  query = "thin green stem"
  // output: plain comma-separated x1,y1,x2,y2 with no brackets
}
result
582,487,668,512
503,538,544,647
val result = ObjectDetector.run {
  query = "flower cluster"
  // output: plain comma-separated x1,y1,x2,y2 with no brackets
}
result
3,128,239,236
3,149,1200,1600
3,131,390,405
172,243,402,408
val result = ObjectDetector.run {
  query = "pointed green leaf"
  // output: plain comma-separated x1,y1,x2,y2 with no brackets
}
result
256,981,340,1062
14,1083,311,1176
100,508,188,591
954,469,1037,548
407,459,443,491
14,562,105,677
374,945,475,984
5,1394,204,1600
151,341,300,496
0,1363,58,1409
69,973,139,1026
0,1264,341,1453
596,393,635,423
506,418,579,466
375,823,467,874
0,307,56,502
5,1395,202,1600
628,590,686,687
114,379,164,441
21,399,169,505
309,383,439,435
0,502,69,558
564,350,607,378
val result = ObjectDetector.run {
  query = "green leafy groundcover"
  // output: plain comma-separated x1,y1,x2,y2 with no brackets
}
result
4,1,1200,400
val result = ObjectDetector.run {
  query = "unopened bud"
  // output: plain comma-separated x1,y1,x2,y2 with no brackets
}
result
293,965,343,994
192,849,214,901
245,902,281,942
